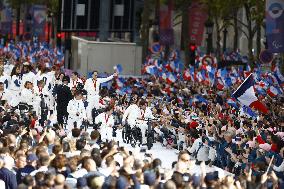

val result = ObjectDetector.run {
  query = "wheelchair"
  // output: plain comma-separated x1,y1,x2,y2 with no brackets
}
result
17,103,33,114
122,123,142,148
144,118,157,150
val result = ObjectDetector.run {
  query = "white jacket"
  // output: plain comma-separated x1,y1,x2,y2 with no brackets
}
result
67,99,87,119
21,72,36,88
0,74,11,89
69,78,83,89
20,88,35,105
95,112,115,128
35,71,55,92
122,104,140,125
10,75,22,91
136,107,155,125
33,85,50,97
84,75,114,96
189,138,216,162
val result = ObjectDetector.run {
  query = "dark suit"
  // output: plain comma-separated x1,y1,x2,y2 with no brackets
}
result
55,84,73,125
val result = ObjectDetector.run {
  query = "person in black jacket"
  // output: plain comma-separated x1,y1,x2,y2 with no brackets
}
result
56,76,73,126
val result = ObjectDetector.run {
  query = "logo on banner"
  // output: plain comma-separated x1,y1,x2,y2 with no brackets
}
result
266,0,284,53
202,55,214,65
259,50,274,64
272,40,283,49
34,11,45,24
268,2,284,18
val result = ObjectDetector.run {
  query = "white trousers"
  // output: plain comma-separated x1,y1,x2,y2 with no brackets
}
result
100,126,113,142
67,116,83,130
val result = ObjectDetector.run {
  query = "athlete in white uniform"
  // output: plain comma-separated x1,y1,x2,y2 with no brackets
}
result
85,71,117,123
95,106,115,142
9,65,22,107
67,91,87,130
69,72,83,90
136,100,155,144
122,95,140,128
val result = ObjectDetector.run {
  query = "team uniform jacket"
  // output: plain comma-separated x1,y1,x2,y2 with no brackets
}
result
67,99,87,129
84,75,114,97
95,112,115,141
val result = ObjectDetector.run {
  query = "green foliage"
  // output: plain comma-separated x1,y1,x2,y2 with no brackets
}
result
7,0,59,14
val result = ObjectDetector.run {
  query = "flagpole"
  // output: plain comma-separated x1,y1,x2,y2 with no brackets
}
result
232,73,253,96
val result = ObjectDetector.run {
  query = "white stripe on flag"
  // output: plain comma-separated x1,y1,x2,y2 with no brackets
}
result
237,86,258,107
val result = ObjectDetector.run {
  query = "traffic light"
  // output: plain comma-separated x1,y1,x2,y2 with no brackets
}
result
56,32,62,48
189,44,196,65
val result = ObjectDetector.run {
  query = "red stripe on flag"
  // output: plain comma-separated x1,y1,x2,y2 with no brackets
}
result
250,100,268,114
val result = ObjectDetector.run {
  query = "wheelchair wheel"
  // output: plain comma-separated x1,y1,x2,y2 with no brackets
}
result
147,136,153,150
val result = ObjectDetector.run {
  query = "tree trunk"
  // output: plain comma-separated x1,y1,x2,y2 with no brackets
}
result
233,11,238,50
215,17,221,60
140,0,152,64
15,6,21,41
181,7,190,68
244,3,254,64
256,24,261,56
248,35,253,63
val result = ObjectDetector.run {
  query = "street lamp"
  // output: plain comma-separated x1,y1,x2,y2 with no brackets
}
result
205,19,214,54
223,28,228,52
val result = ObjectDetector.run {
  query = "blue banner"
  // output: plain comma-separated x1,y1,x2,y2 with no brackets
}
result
32,5,46,39
266,0,284,53
0,3,13,35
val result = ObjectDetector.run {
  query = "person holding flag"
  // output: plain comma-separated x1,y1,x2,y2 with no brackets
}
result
233,74,268,114
85,70,117,123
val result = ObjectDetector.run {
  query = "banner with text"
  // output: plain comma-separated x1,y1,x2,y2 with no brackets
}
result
266,0,284,53
188,2,207,46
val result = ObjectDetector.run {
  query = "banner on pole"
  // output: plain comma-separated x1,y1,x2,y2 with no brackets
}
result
159,0,174,45
266,0,284,53
32,5,47,40
0,4,13,35
188,2,208,46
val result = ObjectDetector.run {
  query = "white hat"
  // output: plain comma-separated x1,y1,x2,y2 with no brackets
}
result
23,62,30,66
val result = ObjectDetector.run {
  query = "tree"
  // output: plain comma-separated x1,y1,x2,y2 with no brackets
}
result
235,0,265,62
140,0,155,62
40,0,60,45
201,0,233,59
173,0,192,67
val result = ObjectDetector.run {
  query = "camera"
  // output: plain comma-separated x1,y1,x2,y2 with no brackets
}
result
145,153,151,157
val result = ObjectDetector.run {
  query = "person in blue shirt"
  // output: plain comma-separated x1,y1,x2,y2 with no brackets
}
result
16,154,37,184
0,156,17,189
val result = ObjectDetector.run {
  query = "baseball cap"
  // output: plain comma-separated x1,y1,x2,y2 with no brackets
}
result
27,154,38,162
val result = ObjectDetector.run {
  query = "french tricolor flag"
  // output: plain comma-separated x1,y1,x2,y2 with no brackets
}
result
233,74,268,114
113,64,123,74
145,65,157,75
166,73,177,84
227,98,238,109
183,69,191,81
216,78,225,90
267,86,280,97
116,78,125,89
